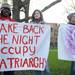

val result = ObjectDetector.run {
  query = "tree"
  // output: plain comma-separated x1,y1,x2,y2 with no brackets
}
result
63,0,75,14
12,0,62,22
13,0,30,22
41,0,62,12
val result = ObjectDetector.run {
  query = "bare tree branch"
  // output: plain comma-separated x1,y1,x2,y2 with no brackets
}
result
41,0,62,12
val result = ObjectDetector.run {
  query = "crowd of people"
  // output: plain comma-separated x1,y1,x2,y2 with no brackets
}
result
0,2,75,75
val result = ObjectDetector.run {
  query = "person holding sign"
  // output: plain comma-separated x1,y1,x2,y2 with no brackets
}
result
0,3,15,75
30,9,51,75
67,13,75,75
0,3,15,21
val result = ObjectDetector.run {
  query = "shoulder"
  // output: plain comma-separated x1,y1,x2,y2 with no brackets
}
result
9,17,15,22
30,20,45,24
0,17,15,22
40,21,45,24
10,18,15,22
30,21,36,24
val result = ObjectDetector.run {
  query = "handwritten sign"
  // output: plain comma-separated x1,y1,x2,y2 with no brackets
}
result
0,21,51,71
58,24,75,61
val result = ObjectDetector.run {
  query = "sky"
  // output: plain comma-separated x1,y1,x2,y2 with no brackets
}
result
29,0,75,23
0,0,75,23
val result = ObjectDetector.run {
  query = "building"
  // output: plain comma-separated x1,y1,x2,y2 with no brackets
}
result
48,23,59,48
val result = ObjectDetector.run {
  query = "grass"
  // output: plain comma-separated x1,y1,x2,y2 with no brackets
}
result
49,48,71,75
14,48,71,75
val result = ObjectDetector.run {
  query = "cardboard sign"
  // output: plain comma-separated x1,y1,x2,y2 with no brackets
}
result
0,21,51,71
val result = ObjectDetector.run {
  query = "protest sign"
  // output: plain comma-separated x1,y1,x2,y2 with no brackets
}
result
0,21,51,71
58,24,75,61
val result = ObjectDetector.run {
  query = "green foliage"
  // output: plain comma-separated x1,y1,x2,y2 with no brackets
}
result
14,48,71,75
49,48,71,75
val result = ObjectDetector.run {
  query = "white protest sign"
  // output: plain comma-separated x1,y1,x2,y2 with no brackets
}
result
58,24,75,61
0,21,51,71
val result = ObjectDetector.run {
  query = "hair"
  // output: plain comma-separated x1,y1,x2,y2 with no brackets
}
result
31,9,43,22
67,13,75,21
1,7,11,17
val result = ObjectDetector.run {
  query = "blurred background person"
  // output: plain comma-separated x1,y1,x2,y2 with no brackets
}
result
30,9,51,75
0,3,15,75
67,12,75,75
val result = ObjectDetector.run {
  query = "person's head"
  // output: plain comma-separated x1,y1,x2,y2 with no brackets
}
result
67,13,75,24
0,3,11,17
31,9,43,22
